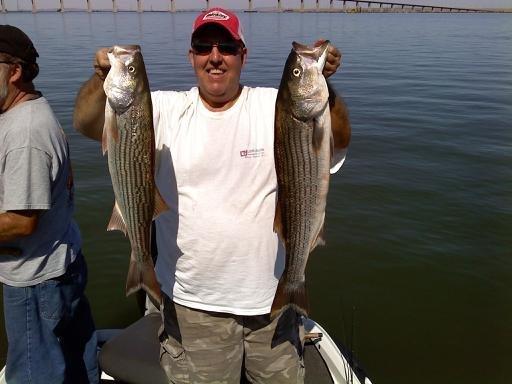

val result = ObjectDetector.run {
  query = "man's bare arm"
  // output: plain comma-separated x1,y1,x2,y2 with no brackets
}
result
73,48,110,142
0,211,39,242
73,74,106,142
328,81,351,150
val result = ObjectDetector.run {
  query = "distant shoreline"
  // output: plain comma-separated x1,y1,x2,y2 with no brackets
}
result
1,8,511,14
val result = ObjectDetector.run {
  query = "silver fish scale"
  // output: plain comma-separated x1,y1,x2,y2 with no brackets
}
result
108,101,154,263
276,117,328,283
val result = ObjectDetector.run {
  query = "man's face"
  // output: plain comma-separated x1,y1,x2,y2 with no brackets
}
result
189,25,247,109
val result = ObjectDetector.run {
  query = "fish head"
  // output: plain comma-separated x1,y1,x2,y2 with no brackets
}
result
104,45,147,114
281,41,330,121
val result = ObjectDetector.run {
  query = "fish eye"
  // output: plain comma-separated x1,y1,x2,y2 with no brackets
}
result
128,66,136,73
293,68,301,77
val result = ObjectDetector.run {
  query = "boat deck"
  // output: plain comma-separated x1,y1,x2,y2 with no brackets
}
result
99,313,360,384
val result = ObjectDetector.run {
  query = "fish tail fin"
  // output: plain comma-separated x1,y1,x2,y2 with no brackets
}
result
126,256,162,309
270,278,308,320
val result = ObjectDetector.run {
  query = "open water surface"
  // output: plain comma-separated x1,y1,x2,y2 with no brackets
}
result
0,11,511,384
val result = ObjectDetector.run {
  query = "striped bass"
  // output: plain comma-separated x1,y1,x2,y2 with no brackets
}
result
272,41,332,318
103,45,167,307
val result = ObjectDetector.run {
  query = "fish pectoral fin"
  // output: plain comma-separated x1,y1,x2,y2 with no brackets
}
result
270,278,308,320
311,116,325,153
153,188,169,219
107,201,127,234
102,101,119,155
101,121,109,156
102,101,113,155
125,257,162,309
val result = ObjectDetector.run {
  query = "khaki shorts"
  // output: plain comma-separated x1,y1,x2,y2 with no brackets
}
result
159,295,305,384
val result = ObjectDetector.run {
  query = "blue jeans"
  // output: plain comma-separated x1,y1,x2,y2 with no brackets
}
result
3,252,99,384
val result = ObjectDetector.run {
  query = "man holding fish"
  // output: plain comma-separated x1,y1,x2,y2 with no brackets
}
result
0,25,99,383
74,7,350,384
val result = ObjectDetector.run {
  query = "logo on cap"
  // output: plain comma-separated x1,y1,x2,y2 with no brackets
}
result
203,10,230,21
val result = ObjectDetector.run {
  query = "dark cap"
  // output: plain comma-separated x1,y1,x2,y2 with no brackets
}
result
0,25,39,63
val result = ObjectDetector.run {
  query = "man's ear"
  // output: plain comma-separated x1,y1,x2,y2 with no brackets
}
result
9,63,23,84
188,49,195,67
241,47,248,67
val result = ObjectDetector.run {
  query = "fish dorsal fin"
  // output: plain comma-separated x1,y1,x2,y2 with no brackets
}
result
107,200,127,235
153,188,169,220
309,212,326,252
312,117,325,153
102,101,119,155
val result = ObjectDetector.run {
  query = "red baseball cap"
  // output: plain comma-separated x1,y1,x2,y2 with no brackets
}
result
192,8,246,46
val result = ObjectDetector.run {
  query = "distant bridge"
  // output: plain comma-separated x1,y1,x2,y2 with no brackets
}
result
333,0,490,13
0,0,494,14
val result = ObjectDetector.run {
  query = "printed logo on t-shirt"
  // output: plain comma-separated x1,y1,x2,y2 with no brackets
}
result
240,148,265,158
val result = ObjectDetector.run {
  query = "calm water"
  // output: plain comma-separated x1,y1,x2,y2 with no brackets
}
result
0,11,511,384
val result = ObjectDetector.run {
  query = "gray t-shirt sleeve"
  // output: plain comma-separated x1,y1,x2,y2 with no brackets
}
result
2,147,52,210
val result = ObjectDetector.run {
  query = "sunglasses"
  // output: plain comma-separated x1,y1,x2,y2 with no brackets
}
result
191,41,241,56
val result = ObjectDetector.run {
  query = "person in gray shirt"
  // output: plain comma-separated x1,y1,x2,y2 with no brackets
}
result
0,25,99,383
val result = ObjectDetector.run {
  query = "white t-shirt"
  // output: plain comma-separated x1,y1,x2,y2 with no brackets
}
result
151,86,345,316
